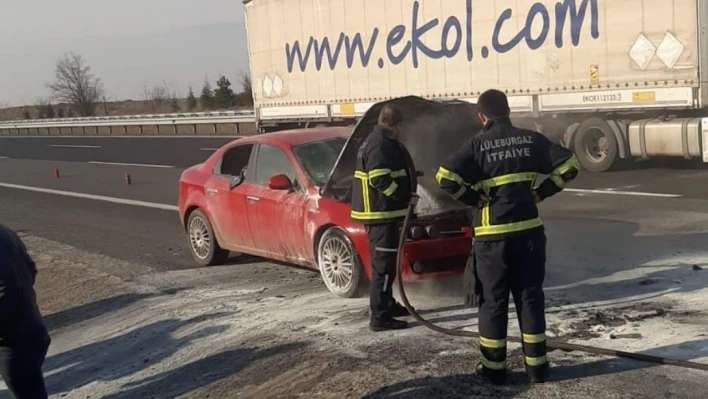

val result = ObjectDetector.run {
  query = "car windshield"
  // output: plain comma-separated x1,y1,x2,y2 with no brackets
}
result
292,136,348,186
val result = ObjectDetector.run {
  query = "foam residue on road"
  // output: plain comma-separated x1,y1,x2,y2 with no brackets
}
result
3,235,708,398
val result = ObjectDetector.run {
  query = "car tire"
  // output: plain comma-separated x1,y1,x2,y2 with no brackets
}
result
317,227,366,298
186,209,230,267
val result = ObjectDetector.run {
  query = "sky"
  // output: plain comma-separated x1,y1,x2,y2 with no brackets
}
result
0,0,250,107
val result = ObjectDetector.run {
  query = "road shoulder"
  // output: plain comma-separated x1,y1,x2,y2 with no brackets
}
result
2,235,708,399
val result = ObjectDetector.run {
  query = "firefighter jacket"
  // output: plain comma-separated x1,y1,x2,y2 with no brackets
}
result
350,125,417,224
0,224,46,339
436,117,579,241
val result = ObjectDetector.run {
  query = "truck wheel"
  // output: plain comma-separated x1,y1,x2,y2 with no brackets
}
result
573,118,619,172
317,227,366,298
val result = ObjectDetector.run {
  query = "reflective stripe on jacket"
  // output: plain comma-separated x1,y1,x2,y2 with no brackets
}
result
350,125,416,224
436,118,579,241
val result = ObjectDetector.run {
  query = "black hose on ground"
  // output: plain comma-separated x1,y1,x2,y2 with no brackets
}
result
395,202,708,372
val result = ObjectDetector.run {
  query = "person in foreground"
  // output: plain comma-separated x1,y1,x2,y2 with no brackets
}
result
350,103,419,332
436,89,580,384
0,224,51,398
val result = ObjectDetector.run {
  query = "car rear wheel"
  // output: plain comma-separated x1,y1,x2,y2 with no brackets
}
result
317,227,365,298
187,209,230,267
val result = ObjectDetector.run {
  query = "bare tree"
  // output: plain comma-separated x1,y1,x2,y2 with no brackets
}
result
96,93,117,116
100,95,110,116
48,52,104,117
35,97,55,119
35,97,49,110
142,81,175,113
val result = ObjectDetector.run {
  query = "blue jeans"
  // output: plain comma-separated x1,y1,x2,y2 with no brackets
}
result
0,329,50,399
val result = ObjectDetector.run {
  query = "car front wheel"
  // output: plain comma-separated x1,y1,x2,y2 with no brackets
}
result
317,227,366,298
187,209,230,266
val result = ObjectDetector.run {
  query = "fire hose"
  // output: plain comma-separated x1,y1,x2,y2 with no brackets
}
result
395,201,708,372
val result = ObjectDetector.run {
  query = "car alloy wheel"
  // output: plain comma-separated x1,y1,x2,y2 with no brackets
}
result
317,227,364,298
189,216,211,260
186,209,230,267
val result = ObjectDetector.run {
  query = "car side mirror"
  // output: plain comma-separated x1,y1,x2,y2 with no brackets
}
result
229,167,248,190
267,174,293,191
229,175,243,190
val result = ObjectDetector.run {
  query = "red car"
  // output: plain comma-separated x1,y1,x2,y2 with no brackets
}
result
178,99,474,298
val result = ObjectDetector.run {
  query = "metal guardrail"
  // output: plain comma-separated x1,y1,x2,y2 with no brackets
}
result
0,110,256,131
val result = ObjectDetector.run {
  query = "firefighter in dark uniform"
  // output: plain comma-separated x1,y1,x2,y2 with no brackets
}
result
0,224,51,399
350,104,419,332
436,90,579,384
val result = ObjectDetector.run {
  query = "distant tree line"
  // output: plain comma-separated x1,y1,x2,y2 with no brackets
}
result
20,51,253,120
189,72,253,112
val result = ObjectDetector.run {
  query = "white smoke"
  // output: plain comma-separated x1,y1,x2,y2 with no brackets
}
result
415,185,445,216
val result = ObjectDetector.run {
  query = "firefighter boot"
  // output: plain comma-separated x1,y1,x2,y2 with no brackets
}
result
369,316,408,332
475,362,506,385
526,362,551,383
389,301,413,318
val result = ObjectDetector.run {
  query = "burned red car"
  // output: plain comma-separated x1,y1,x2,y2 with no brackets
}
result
178,97,476,298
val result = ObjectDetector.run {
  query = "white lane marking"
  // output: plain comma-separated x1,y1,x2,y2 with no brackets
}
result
0,183,178,211
49,144,101,148
200,148,220,151
0,156,8,159
565,188,681,198
88,161,174,169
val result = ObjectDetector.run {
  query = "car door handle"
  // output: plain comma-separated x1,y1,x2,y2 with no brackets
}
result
206,188,219,195
246,196,260,203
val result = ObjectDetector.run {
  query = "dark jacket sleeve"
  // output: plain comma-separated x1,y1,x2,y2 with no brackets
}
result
0,237,19,323
364,141,410,203
436,138,486,207
534,133,580,201
18,237,37,286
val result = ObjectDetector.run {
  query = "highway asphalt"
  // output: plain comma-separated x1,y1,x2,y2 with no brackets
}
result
0,153,707,274
2,137,708,274
0,136,237,168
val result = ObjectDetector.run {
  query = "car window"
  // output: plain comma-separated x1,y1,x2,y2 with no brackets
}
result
254,144,299,187
216,144,253,177
292,137,347,186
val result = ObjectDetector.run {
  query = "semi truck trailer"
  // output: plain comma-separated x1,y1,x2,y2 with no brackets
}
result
243,0,708,172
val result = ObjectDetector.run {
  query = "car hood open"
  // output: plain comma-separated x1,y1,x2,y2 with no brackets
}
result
321,96,484,217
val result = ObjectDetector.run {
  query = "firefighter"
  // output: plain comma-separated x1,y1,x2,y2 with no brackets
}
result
351,103,419,332
436,89,579,384
0,224,51,399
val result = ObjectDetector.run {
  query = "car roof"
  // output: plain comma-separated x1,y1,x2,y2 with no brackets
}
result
239,126,353,147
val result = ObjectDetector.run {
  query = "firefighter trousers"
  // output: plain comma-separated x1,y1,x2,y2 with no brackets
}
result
0,328,51,399
474,228,548,377
365,223,400,320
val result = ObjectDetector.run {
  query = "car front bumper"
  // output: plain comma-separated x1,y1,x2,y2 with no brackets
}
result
398,230,473,282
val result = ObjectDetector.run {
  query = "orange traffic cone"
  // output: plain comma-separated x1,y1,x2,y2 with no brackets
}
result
53,168,60,178
125,172,131,185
